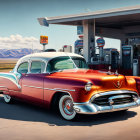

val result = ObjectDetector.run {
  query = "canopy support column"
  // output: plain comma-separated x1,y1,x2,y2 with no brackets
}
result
83,20,96,63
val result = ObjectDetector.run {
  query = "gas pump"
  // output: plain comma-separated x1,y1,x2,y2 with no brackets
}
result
121,45,133,70
111,50,119,69
104,48,119,69
119,45,133,75
96,37,105,63
74,39,83,55
74,35,84,55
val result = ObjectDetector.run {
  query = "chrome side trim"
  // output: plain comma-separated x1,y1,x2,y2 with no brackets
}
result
0,86,8,92
44,87,75,92
23,85,75,92
8,90,20,93
0,86,7,88
23,85,43,89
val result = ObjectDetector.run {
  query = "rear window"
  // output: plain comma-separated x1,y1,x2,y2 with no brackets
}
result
17,62,28,74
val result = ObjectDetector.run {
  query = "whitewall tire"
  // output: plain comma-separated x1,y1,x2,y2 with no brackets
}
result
3,94,12,103
59,95,76,120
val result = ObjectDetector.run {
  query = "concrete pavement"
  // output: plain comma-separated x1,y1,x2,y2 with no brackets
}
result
0,95,140,140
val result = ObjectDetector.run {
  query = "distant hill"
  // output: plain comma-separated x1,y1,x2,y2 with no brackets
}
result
0,48,40,58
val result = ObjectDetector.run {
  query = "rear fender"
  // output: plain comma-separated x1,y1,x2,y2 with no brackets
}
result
0,86,8,92
0,72,21,92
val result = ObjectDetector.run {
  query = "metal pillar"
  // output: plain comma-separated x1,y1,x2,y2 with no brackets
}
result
99,47,104,62
120,37,126,67
43,44,46,52
83,20,95,63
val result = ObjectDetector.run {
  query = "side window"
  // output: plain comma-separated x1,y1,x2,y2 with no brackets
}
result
17,62,28,74
30,61,45,73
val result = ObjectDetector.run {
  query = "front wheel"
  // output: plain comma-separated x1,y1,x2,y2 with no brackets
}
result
3,94,12,104
59,95,76,120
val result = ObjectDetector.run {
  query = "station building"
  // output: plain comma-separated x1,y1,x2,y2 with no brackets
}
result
38,5,140,76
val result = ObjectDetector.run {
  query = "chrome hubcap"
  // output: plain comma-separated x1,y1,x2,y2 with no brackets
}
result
63,98,74,115
5,95,10,99
3,94,11,103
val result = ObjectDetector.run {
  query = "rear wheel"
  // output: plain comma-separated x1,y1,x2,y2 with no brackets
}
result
3,94,12,104
59,95,76,120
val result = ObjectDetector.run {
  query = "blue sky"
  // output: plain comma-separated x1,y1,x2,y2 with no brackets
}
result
0,0,140,51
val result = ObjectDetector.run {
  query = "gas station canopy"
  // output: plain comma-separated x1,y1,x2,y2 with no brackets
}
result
38,5,140,64
38,5,140,29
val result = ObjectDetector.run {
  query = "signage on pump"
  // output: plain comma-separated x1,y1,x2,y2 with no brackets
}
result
96,38,105,47
122,45,131,56
77,26,83,35
75,40,83,47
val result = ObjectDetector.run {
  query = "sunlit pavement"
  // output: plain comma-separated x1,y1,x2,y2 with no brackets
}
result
0,95,140,140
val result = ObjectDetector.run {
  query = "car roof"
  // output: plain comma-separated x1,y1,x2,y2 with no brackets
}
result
16,52,84,64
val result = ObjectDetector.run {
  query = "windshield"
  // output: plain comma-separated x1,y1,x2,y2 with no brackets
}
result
46,56,88,73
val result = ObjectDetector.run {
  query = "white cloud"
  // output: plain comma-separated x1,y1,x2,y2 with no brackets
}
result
0,34,42,50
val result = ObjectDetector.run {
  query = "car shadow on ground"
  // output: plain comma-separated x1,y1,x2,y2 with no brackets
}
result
0,96,137,126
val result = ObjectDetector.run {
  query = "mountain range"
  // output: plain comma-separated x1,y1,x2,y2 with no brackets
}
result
0,48,40,58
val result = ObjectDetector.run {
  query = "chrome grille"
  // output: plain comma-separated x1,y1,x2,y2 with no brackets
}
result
92,93,137,106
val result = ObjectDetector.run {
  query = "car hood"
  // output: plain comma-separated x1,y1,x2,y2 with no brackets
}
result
51,69,137,92
51,69,121,80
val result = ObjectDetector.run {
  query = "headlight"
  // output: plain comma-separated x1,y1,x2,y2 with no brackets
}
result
85,82,93,91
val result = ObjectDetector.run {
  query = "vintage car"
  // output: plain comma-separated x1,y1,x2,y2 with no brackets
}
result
0,52,140,120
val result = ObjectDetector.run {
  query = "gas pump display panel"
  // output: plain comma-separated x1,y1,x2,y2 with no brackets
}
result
122,45,132,70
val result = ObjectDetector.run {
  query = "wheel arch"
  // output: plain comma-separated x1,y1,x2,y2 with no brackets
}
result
0,91,3,94
50,91,72,109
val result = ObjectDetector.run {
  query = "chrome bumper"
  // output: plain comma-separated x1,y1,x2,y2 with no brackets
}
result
73,98,140,114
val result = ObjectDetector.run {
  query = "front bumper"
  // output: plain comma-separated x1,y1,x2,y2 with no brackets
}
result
73,91,140,114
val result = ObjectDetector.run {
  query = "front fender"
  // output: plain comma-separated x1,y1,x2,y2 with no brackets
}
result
44,76,96,103
133,76,140,96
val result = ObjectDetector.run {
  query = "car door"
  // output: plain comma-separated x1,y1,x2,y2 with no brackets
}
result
20,60,46,104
